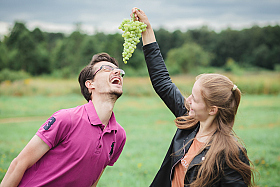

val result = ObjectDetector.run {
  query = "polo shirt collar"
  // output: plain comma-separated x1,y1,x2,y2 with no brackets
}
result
85,100,118,132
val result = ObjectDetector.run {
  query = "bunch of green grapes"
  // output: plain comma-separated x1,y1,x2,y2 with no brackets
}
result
119,17,147,64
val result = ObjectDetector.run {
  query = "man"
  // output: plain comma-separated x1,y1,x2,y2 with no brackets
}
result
0,53,126,187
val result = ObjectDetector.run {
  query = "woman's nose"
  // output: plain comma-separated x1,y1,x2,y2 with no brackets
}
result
186,95,192,103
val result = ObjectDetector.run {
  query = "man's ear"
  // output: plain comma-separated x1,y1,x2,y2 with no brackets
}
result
209,106,218,116
85,80,95,89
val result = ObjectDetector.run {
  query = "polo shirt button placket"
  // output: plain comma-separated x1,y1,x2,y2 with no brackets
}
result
95,143,102,154
95,135,103,154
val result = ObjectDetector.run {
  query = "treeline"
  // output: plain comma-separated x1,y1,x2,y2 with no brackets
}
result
0,22,279,78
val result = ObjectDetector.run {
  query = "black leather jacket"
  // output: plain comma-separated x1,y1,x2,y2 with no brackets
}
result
143,42,249,187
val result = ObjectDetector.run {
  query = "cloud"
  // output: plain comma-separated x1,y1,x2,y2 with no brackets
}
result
0,0,279,36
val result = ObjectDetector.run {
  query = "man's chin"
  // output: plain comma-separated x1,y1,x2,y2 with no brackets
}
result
110,91,123,99
115,92,123,99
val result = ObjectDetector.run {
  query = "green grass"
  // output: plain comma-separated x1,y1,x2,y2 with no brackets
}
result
0,94,279,186
1,71,280,97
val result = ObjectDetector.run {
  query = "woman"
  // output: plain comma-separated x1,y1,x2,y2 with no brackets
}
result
131,8,255,187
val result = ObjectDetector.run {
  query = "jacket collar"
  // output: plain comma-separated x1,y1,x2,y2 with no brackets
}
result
171,123,212,171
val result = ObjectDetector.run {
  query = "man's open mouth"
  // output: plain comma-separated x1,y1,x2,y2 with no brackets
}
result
111,77,121,85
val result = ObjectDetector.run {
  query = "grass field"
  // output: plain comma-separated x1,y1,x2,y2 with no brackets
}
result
0,93,279,186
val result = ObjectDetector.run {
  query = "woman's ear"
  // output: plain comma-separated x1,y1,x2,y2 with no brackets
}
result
209,106,218,116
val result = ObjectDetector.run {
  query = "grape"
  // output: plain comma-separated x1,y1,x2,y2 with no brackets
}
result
119,16,147,64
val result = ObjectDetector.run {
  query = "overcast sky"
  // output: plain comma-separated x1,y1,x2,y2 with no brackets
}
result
0,0,280,37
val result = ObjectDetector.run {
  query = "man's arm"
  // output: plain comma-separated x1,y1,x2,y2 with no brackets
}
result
91,168,105,187
0,135,50,187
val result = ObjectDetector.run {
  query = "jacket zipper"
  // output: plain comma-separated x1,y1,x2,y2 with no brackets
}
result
169,138,187,181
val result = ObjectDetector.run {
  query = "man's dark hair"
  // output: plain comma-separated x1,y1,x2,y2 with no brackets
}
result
78,53,119,102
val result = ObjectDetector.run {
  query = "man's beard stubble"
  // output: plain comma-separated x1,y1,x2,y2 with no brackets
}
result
109,90,123,101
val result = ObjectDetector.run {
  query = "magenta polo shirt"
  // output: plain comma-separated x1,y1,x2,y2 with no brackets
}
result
18,100,126,187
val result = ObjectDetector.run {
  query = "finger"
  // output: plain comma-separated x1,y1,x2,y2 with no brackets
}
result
135,10,144,20
132,7,139,13
132,7,142,16
134,9,142,19
130,13,139,21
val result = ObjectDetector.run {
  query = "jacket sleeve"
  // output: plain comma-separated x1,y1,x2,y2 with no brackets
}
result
143,42,187,117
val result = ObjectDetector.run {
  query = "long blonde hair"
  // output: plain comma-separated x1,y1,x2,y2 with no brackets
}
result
175,73,255,186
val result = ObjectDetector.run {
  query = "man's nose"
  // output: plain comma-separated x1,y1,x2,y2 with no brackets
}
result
113,69,121,75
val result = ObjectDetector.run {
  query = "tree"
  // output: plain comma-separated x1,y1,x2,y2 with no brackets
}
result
45,32,65,52
154,28,172,59
5,22,29,49
10,30,50,75
66,31,86,72
103,33,123,68
51,39,70,70
32,28,46,43
80,36,100,67
3,21,280,76
166,42,212,74
251,44,280,70
187,26,217,52
124,48,145,70
211,28,244,67
0,41,8,70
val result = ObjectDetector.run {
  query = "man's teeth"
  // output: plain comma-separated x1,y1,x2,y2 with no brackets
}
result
112,79,120,84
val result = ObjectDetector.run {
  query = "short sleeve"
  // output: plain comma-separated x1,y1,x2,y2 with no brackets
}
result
36,109,71,149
